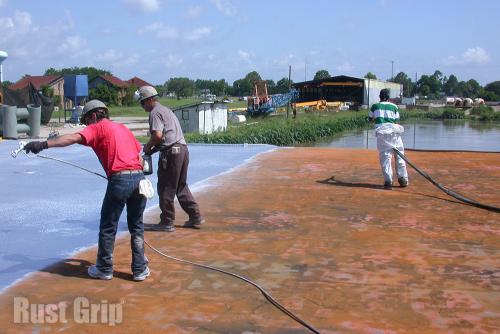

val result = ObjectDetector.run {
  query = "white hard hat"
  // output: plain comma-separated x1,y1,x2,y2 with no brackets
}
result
82,99,108,117
134,86,158,102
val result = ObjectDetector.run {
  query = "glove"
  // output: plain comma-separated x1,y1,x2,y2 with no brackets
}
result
143,144,152,155
24,141,48,154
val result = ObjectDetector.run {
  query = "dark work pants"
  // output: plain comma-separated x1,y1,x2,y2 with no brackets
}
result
97,172,147,276
157,144,201,223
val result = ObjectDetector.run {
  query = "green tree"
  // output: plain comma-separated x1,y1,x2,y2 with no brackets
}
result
244,71,262,85
40,85,54,97
275,77,293,94
443,74,459,96
483,81,500,97
313,70,331,80
391,72,414,97
122,85,138,106
1,80,12,89
266,80,276,94
459,79,481,98
232,71,262,96
417,72,442,98
44,66,111,81
166,77,195,99
364,72,377,79
89,84,118,105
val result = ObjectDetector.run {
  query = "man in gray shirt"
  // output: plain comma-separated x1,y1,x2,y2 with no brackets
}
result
137,86,204,231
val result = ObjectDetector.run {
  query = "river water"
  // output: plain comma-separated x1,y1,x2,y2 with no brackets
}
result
308,120,500,151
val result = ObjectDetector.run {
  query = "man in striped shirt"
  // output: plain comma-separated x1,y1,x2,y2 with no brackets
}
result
369,89,409,189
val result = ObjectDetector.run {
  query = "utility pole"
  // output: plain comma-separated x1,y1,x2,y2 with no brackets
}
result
391,60,394,80
287,65,291,119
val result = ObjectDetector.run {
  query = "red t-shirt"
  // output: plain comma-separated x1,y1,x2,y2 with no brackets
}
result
79,119,142,177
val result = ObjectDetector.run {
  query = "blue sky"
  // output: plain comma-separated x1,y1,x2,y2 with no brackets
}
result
0,0,499,85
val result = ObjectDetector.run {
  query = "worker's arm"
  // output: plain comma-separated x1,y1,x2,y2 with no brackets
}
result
144,130,162,154
24,133,83,154
47,133,83,148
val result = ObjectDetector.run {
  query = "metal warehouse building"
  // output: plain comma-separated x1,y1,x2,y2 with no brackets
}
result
292,75,403,108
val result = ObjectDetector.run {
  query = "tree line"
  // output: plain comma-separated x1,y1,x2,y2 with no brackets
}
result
313,69,500,101
3,66,499,105
160,71,293,99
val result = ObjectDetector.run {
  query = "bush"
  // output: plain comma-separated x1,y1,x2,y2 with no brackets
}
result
186,113,370,145
441,108,465,119
470,105,499,121
89,84,118,106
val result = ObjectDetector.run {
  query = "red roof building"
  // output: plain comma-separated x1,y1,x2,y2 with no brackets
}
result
9,75,63,90
127,76,153,88
89,75,129,89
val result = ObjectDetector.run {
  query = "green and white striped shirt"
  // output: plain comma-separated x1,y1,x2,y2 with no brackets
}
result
369,101,400,128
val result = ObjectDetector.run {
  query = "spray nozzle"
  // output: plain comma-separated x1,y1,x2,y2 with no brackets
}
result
11,141,27,158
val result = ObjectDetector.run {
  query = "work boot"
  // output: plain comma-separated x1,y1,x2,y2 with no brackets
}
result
157,220,175,232
383,181,393,190
183,218,205,229
398,177,409,187
88,265,112,280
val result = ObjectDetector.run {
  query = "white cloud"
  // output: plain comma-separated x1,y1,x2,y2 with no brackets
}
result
0,0,6,7
163,54,183,67
139,22,179,39
238,49,252,60
185,27,211,41
0,10,33,38
336,62,353,72
124,0,160,13
96,49,138,68
186,5,203,18
97,49,123,62
57,36,86,54
210,0,236,16
444,47,490,66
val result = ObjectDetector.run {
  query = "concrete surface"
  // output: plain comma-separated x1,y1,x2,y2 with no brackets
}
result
33,117,151,139
0,148,499,333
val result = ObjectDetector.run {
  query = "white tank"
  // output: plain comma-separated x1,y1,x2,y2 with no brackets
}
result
0,50,8,83
0,50,8,63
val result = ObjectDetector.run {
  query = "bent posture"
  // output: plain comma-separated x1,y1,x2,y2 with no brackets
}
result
369,89,409,189
24,100,150,281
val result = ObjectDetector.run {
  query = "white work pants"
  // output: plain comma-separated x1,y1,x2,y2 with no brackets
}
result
376,133,408,183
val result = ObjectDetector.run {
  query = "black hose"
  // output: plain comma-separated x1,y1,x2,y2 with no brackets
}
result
25,152,321,333
406,148,500,154
144,240,321,334
393,148,500,213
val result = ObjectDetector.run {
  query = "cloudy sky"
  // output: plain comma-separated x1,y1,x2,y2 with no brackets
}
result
0,0,499,85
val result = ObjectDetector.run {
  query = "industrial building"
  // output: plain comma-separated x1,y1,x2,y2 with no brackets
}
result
292,75,403,108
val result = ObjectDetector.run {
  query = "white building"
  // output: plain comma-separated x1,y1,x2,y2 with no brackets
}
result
173,102,227,134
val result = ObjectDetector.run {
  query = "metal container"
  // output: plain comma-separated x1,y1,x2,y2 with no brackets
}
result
142,154,153,175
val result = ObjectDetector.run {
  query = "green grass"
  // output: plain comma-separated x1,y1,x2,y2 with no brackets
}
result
185,111,370,146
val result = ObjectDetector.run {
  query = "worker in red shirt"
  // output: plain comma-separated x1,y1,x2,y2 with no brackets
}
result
24,100,150,281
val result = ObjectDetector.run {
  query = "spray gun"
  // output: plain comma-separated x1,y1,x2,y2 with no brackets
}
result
11,141,27,158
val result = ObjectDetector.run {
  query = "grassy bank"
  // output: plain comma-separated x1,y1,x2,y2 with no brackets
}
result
185,108,498,146
185,112,369,146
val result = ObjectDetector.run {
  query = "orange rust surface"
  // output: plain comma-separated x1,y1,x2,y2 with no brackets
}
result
0,148,499,333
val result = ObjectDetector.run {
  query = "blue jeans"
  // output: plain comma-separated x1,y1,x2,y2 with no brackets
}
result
96,172,147,275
